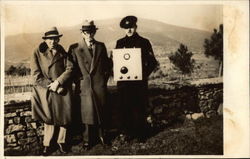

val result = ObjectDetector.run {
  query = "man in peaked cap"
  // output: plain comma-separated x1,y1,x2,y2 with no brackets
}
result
31,27,74,155
119,15,138,33
115,16,158,142
68,20,112,150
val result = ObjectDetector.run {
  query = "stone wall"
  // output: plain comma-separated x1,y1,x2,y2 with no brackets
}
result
4,81,223,155
4,102,43,155
146,83,223,127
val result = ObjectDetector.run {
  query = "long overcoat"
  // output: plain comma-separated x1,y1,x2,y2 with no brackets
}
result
31,42,73,126
68,39,111,125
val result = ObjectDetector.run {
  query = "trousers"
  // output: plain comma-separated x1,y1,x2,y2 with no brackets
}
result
43,123,67,146
82,124,103,145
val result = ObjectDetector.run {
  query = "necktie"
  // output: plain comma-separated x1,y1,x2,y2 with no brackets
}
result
88,43,93,57
51,49,56,56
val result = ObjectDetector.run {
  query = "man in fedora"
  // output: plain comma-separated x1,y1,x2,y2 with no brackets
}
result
31,27,74,155
68,20,112,150
114,16,158,142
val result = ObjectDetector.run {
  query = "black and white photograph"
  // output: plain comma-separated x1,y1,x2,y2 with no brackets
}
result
1,0,249,158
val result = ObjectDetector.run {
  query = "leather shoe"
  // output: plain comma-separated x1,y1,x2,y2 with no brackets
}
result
42,146,50,156
99,137,105,145
119,133,132,142
58,143,67,154
82,142,90,151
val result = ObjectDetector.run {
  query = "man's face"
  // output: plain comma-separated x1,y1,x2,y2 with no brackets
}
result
124,26,137,37
81,30,96,42
44,37,59,49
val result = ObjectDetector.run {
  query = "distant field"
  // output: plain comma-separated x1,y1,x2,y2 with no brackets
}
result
5,75,32,86
4,55,219,94
4,51,220,102
5,76,33,95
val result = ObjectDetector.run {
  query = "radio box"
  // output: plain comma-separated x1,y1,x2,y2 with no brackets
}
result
112,48,142,81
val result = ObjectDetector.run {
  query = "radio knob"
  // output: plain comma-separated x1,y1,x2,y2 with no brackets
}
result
120,66,128,74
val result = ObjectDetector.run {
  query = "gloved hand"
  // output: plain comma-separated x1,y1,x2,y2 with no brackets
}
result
57,87,65,94
47,80,60,92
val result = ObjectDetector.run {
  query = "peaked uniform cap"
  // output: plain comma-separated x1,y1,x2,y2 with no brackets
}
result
42,27,63,39
120,16,137,29
80,20,98,31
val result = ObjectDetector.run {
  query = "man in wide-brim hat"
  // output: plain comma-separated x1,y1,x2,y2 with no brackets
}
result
68,20,112,150
42,27,63,39
31,26,74,155
80,20,98,32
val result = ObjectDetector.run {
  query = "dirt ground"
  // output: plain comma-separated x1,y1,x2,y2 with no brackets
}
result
5,115,223,156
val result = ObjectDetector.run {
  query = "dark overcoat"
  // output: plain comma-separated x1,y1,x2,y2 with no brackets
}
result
115,33,157,135
68,39,111,125
31,42,73,126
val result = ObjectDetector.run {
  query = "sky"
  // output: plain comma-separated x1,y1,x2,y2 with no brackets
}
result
2,1,223,36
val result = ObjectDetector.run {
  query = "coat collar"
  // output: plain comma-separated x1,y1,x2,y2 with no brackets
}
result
39,41,65,54
124,32,140,40
84,38,96,47
38,42,66,68
39,42,49,53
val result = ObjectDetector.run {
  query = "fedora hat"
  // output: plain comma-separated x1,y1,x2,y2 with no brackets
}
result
42,27,63,39
80,20,98,31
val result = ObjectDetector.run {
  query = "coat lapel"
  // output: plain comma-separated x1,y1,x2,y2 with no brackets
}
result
78,40,92,73
48,51,64,69
90,42,101,73
40,49,51,79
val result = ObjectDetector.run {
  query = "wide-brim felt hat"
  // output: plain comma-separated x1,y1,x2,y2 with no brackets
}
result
120,15,137,29
42,27,63,39
80,20,98,31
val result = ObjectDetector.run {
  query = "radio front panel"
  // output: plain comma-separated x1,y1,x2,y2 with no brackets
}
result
112,48,142,81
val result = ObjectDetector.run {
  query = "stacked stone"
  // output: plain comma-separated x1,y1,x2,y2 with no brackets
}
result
148,86,198,127
197,84,223,118
4,106,43,153
148,83,223,127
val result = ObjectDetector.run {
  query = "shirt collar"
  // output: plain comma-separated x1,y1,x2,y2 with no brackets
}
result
84,39,95,47
125,32,139,39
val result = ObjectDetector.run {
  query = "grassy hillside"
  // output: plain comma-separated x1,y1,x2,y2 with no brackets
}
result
5,18,219,79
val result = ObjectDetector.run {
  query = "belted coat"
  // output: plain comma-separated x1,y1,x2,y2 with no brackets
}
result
68,39,112,125
31,42,74,126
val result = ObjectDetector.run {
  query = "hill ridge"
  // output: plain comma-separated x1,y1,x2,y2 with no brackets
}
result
5,18,212,70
